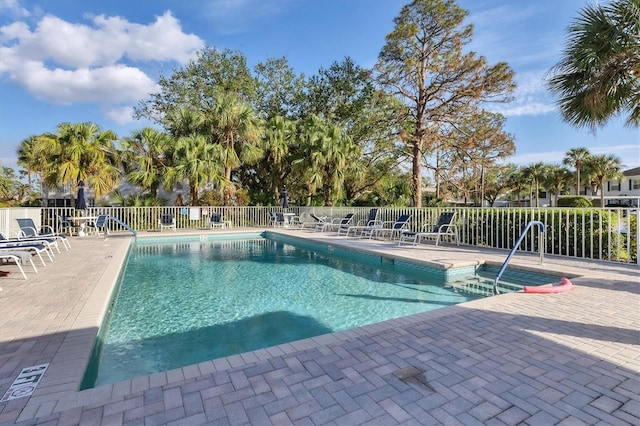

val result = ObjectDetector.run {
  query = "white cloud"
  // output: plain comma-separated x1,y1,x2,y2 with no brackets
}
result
104,105,135,125
488,70,556,117
0,10,204,117
0,0,29,18
15,63,159,105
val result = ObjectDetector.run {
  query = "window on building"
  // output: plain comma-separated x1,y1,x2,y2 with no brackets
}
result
631,179,640,190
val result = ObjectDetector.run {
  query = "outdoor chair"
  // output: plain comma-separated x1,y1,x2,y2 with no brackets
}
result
158,214,176,232
89,214,110,237
268,212,283,227
0,250,38,280
398,212,459,247
337,208,382,237
298,213,326,230
210,212,231,229
316,213,355,233
2,231,61,255
58,214,78,236
361,214,412,240
15,218,71,250
0,239,52,266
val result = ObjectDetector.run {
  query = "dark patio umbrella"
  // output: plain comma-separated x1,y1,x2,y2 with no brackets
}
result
75,180,87,210
282,185,289,209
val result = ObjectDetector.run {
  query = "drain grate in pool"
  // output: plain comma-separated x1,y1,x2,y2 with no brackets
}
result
393,366,434,392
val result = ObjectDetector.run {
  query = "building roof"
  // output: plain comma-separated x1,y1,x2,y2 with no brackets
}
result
622,167,640,177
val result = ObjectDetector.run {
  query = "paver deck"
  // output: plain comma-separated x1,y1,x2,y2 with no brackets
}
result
0,228,638,425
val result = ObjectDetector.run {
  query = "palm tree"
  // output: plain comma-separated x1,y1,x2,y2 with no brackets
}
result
563,147,591,195
584,154,623,207
166,133,224,204
263,115,295,201
523,162,547,207
292,115,326,206
121,127,174,199
548,0,640,129
543,165,572,207
207,92,263,184
17,135,51,201
505,166,528,206
42,122,120,200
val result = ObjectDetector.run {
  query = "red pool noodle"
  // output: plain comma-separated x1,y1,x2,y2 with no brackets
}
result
524,277,573,293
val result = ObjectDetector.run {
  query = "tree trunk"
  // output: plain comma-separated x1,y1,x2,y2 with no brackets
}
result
412,141,422,208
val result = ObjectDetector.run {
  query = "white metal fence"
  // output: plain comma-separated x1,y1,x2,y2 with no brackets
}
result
1,206,637,265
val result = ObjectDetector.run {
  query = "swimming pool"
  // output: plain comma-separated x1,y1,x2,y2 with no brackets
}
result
82,233,555,388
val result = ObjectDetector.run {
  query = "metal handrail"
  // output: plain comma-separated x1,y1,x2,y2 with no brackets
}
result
493,220,545,294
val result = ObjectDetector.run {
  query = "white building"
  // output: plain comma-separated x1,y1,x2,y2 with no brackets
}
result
603,167,640,207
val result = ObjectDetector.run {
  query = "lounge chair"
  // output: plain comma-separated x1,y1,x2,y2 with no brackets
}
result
316,213,355,233
1,231,61,255
398,212,459,247
0,240,51,266
337,208,382,237
361,214,412,240
0,250,38,280
299,213,326,230
210,212,230,229
158,214,176,232
15,218,71,250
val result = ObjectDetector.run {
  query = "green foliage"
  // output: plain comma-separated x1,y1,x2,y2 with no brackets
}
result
464,208,629,262
558,196,593,207
548,0,640,128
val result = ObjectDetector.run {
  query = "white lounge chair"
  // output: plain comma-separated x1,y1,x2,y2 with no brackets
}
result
398,212,459,247
338,208,382,237
362,214,412,240
15,218,71,250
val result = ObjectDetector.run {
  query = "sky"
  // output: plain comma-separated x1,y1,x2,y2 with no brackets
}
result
1,0,638,176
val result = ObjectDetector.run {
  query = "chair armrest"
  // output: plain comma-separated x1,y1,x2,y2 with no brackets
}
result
18,227,38,238
40,225,56,234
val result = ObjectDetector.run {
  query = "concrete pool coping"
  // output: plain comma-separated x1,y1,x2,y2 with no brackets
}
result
0,228,638,425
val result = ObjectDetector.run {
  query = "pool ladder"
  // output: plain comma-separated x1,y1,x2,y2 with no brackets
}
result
493,221,545,295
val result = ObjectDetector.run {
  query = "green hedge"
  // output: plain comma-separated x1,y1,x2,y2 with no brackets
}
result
462,208,634,262
558,196,593,207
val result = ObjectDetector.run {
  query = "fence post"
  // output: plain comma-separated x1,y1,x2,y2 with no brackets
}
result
636,209,640,266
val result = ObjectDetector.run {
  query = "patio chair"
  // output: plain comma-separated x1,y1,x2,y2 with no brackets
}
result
0,240,52,266
89,214,111,237
316,213,355,233
267,212,283,227
0,250,38,280
2,229,62,255
337,208,382,237
361,214,412,240
58,214,78,236
15,218,71,250
298,213,326,230
398,212,459,247
158,214,176,232
210,212,231,229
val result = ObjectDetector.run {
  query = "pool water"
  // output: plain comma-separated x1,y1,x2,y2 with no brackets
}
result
82,235,550,388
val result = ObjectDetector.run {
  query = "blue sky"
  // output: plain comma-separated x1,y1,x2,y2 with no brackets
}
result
1,0,638,174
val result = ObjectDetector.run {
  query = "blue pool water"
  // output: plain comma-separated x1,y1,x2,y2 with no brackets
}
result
82,234,553,388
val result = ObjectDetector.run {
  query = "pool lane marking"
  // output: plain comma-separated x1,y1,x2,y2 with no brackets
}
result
0,363,49,402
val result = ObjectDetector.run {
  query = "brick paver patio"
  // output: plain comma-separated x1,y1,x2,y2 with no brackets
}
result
0,229,638,425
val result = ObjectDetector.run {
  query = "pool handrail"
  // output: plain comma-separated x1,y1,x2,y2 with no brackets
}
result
493,220,545,294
